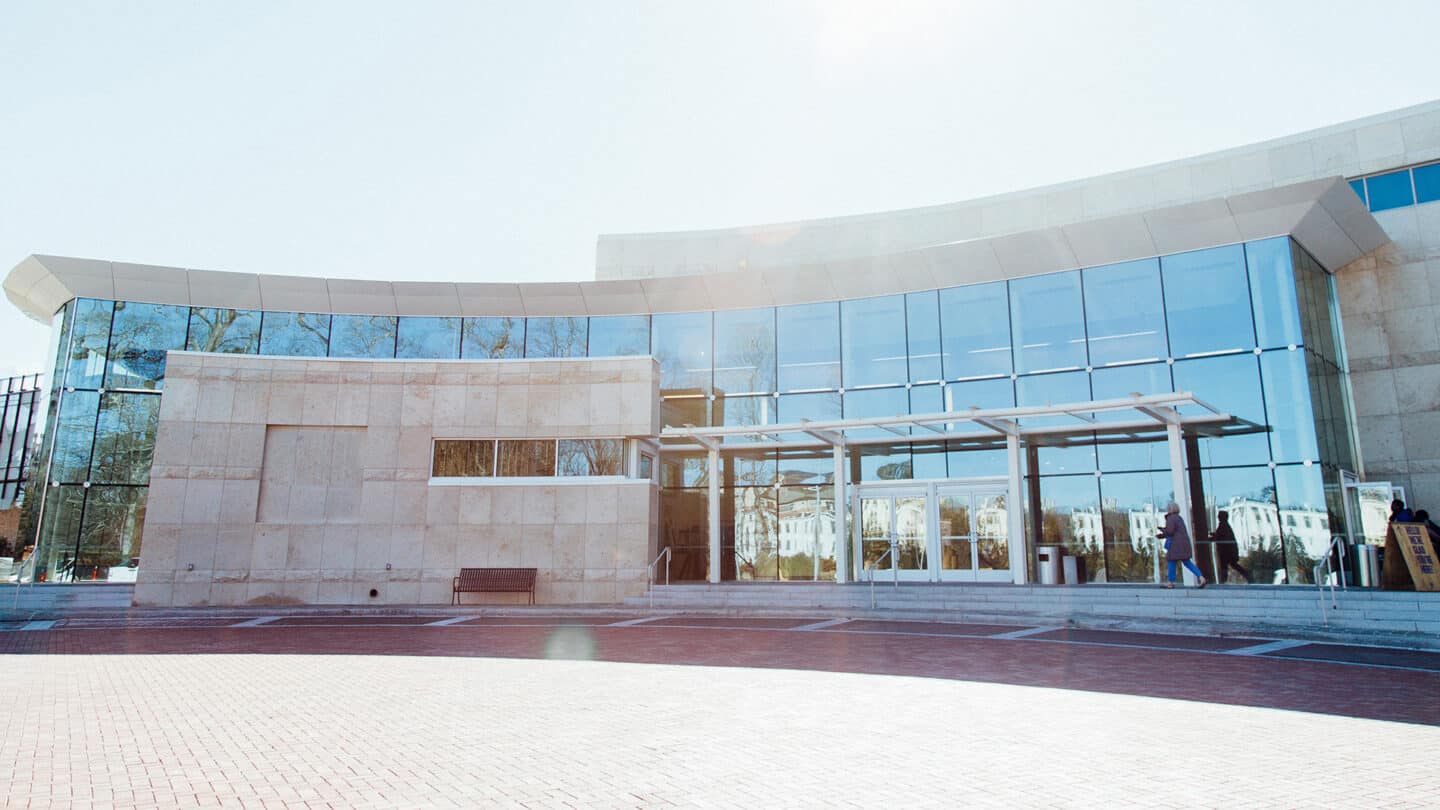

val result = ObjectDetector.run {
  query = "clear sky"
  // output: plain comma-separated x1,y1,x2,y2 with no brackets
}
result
3,0,1439,377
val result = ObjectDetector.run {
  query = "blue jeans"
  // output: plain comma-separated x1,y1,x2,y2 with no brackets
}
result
1168,559,1203,582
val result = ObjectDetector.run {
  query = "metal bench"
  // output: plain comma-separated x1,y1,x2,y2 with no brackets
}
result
452,567,537,605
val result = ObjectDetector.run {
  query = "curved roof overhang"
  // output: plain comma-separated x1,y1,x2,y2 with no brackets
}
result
4,176,1386,324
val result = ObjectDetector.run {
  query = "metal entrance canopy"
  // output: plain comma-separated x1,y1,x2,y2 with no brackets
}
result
658,392,1235,586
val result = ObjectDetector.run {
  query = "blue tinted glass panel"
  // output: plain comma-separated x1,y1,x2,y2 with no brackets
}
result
906,291,942,383
588,315,650,357
67,299,113,389
776,391,841,424
106,301,189,390
912,440,948,480
1082,259,1167,366
525,316,587,359
939,281,1011,380
52,390,100,482
1172,353,1270,467
1413,163,1440,204
716,395,774,444
1016,371,1094,474
329,315,397,358
188,308,260,354
842,295,909,388
1348,179,1367,205
1258,349,1319,464
945,437,1008,478
652,312,712,395
910,384,943,417
461,317,524,359
1245,237,1303,350
1364,170,1414,211
1161,245,1254,357
776,302,840,392
259,312,330,357
1010,271,1086,373
843,386,910,439
713,307,776,395
1274,464,1332,584
853,445,912,482
396,317,460,359
1090,362,1171,472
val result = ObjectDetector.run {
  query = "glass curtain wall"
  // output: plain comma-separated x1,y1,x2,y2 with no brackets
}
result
23,237,1350,585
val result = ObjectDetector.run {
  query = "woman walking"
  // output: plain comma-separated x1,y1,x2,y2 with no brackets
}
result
1156,502,1206,588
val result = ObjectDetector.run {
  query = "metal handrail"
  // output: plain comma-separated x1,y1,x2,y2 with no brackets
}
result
866,541,900,609
1313,536,1347,625
646,547,672,609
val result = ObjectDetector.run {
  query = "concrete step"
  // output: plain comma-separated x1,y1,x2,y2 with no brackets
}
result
7,584,135,610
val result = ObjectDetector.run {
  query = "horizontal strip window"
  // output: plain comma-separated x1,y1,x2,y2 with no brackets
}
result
1349,160,1440,213
431,438,627,480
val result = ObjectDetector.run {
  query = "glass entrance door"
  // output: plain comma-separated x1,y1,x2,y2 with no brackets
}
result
857,490,930,580
855,481,1012,582
937,486,1011,582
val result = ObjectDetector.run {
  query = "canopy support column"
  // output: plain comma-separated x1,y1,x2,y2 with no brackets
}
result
833,442,848,584
1007,433,1027,584
707,445,721,584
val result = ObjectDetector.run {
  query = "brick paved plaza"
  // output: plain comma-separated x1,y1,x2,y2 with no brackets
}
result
3,617,1439,808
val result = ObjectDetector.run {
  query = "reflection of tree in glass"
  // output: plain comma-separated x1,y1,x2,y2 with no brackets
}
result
558,439,623,476
91,394,160,484
68,300,114,387
77,487,144,576
107,303,188,388
465,317,524,359
528,317,586,358
716,322,774,395
190,308,261,353
334,316,397,358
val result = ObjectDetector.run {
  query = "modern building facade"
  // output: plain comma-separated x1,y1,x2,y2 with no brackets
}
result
0,374,42,570
5,99,1439,604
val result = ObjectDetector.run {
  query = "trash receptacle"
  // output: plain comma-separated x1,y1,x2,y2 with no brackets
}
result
1357,544,1379,588
1037,545,1061,585
1062,554,1087,585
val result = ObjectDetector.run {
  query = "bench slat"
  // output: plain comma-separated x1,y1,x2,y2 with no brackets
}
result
452,567,537,605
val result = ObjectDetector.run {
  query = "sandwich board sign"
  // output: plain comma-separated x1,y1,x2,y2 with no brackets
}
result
1390,523,1440,592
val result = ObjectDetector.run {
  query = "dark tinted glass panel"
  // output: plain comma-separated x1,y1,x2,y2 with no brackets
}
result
588,315,650,357
1161,245,1254,357
1364,170,1413,211
461,317,524,359
1172,353,1270,467
1274,464,1333,584
842,295,908,387
1099,471,1172,582
1082,259,1167,366
91,393,160,485
1348,178,1367,204
722,449,777,488
36,485,85,579
1291,245,1341,366
1036,474,1103,582
939,281,1011,380
1196,466,1280,583
1244,238,1303,350
431,440,494,477
329,315,398,359
259,312,330,357
77,485,145,576
660,396,709,430
187,308,261,354
525,316,587,359
557,439,624,476
496,440,556,477
776,302,840,392
716,395,774,444
713,307,775,394
659,488,709,580
67,299,114,389
396,317,461,359
906,291,942,383
1414,163,1440,204
1259,349,1320,464
52,391,100,482
1016,371,1094,474
106,302,189,389
652,311,712,395
777,391,842,424
1010,271,1086,373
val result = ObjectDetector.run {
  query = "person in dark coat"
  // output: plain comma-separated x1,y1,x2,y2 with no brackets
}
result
1209,510,1251,584
1157,502,1206,588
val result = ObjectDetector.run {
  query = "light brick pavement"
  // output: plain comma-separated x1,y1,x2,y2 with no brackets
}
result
1,622,1438,808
